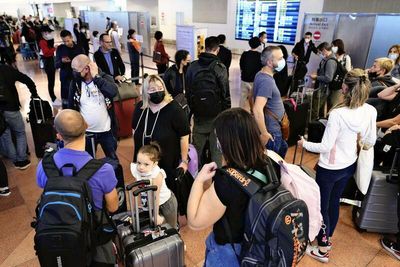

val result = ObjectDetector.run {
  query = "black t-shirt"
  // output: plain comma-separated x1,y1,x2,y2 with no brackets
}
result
212,169,250,245
132,100,190,192
240,50,262,82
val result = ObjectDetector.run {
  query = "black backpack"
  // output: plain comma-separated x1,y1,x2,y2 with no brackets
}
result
32,153,105,267
189,60,223,118
221,158,309,266
324,57,347,91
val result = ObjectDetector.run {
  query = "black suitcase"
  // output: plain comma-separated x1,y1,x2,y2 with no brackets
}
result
28,98,56,158
114,181,185,267
284,99,310,146
307,119,327,143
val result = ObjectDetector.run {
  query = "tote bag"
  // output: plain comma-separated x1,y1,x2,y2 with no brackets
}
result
355,145,374,194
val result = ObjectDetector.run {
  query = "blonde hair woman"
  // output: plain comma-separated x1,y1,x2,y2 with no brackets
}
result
132,74,190,195
298,69,377,263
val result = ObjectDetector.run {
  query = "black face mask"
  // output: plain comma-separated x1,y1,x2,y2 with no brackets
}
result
73,71,83,81
368,72,378,79
149,91,165,104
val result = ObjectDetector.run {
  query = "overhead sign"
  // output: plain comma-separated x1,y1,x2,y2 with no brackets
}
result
303,14,336,45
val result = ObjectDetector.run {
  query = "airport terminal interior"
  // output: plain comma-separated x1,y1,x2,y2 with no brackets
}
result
1,0,400,266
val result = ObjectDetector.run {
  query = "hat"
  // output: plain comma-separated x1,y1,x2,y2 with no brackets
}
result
41,25,54,33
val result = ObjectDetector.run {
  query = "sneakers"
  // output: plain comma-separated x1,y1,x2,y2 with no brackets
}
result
306,245,329,263
14,159,31,170
327,240,332,251
381,238,400,260
0,187,10,197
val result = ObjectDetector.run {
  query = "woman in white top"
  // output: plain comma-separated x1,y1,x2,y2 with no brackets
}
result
332,39,352,72
299,69,377,263
130,142,178,228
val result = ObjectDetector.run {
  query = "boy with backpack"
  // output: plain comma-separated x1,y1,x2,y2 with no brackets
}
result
35,109,119,267
186,36,231,168
310,42,347,120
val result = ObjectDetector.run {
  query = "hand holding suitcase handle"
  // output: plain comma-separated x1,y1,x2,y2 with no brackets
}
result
126,179,150,191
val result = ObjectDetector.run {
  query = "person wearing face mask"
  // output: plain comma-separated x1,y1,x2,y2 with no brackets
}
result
132,75,190,196
163,49,191,97
332,39,352,72
252,46,288,158
367,57,396,94
38,25,58,104
55,30,85,109
387,44,400,79
298,69,376,263
68,54,119,160
310,42,338,119
127,29,141,85
292,32,318,90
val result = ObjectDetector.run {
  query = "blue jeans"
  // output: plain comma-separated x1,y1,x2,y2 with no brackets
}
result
266,117,288,159
85,130,118,160
0,111,28,162
204,232,241,267
316,162,357,246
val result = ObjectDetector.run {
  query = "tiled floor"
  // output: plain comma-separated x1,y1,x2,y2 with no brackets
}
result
0,44,398,267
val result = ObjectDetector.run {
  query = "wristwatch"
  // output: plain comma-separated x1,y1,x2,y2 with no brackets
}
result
181,159,189,164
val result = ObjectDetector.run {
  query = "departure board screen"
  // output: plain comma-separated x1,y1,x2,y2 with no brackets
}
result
235,0,300,45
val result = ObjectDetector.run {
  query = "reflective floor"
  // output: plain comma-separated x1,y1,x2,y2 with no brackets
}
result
0,44,398,267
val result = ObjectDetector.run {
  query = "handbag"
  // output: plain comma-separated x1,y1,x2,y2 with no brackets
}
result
113,81,139,102
265,108,290,141
152,50,162,64
355,144,374,195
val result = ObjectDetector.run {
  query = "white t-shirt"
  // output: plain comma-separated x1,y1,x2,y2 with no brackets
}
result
79,81,111,133
130,163,171,206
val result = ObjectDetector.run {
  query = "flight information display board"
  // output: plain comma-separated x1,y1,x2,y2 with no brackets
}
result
235,0,300,45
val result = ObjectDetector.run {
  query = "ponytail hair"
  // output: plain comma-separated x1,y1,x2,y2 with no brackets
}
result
138,141,162,162
334,68,370,110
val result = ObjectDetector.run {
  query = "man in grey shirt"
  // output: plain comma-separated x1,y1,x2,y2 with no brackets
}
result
253,46,288,158
311,42,338,120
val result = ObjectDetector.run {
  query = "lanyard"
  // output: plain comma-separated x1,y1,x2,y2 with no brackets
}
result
138,108,160,145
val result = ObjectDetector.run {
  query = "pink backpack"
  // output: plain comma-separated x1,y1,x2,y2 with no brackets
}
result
268,150,323,241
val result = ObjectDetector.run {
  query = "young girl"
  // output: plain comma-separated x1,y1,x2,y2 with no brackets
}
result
130,142,178,228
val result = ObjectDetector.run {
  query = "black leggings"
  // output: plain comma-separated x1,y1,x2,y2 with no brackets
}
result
157,64,167,75
43,56,56,101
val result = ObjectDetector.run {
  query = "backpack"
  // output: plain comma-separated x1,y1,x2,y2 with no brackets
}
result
189,60,223,118
324,57,347,91
221,158,309,266
267,150,323,241
32,153,105,267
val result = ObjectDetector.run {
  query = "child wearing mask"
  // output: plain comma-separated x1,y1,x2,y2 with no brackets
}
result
130,142,178,228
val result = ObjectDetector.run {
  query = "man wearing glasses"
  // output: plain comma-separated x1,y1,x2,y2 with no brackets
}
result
94,33,125,82
55,30,85,108
68,54,119,160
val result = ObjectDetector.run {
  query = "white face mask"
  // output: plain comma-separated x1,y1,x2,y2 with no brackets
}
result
388,53,399,61
42,32,54,41
274,58,286,72
319,53,325,59
304,38,311,43
331,46,338,54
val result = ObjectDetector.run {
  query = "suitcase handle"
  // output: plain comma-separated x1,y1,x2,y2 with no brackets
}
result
130,185,158,233
133,185,158,196
126,179,151,191
293,140,305,165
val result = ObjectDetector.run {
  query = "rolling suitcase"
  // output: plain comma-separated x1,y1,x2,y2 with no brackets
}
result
293,142,316,179
29,98,56,158
353,170,399,233
114,98,137,138
307,119,327,143
116,181,185,267
284,98,310,146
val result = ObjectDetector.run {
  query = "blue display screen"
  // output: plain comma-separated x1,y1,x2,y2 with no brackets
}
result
235,0,300,45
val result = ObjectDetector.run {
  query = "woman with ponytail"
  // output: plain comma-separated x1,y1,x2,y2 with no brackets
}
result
39,25,58,104
298,69,377,263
